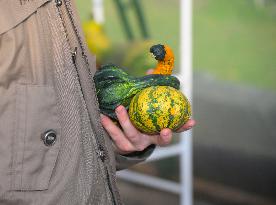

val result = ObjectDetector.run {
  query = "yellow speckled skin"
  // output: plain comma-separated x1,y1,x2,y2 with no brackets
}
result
152,45,175,75
129,86,191,134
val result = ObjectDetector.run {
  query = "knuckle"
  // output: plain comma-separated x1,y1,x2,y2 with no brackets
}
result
120,144,134,153
159,137,171,147
109,129,120,139
127,133,137,139
164,137,172,145
135,145,146,152
119,114,128,124
116,107,128,123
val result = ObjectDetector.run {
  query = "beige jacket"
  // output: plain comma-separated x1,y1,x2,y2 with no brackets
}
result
0,0,154,204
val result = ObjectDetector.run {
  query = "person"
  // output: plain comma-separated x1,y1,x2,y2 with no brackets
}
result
0,0,195,204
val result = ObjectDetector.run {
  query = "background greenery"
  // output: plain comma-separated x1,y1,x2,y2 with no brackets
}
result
76,0,276,90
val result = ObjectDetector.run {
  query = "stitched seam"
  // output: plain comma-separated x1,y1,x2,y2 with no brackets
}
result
10,86,17,195
20,85,27,189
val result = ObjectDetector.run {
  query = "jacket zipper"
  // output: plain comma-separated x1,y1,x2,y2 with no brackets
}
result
55,1,119,204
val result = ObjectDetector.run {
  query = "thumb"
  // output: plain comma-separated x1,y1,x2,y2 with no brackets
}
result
146,69,154,75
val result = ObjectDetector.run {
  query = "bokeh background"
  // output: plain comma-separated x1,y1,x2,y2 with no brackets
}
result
76,0,276,204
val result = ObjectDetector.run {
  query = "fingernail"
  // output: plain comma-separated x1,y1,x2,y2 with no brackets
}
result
100,114,106,121
190,119,196,126
115,105,123,114
163,132,169,137
162,129,170,137
188,126,193,130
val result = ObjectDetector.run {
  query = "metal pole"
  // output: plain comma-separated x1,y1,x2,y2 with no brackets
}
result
92,0,105,24
180,0,193,204
113,0,134,40
117,170,181,194
132,0,150,39
147,144,182,162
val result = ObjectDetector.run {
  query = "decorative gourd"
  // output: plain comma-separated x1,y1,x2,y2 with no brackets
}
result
93,64,180,119
150,44,174,75
128,86,191,134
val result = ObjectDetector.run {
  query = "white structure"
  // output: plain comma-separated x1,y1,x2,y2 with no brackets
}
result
92,0,105,24
92,0,193,204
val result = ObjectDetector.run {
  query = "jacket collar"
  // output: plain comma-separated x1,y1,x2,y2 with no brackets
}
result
0,0,50,35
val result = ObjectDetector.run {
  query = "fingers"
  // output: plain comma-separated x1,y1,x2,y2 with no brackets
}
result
116,105,154,151
149,119,196,146
100,114,135,153
176,119,196,133
158,128,173,146
100,114,124,138
145,128,171,147
115,105,139,140
102,105,196,154
146,69,154,75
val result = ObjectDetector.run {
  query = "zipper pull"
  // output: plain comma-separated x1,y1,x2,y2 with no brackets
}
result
97,145,106,162
72,47,78,64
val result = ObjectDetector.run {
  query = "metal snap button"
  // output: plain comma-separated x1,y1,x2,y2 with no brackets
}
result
42,130,57,146
55,0,62,7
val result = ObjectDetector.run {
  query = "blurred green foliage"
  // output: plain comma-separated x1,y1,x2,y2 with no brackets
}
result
194,0,276,90
76,0,276,90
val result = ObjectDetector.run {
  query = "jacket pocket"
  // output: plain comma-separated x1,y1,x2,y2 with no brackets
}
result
11,84,60,191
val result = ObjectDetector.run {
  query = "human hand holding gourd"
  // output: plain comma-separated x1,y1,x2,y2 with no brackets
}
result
97,44,196,154
101,106,195,155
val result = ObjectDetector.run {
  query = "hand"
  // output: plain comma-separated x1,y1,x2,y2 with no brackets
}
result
100,105,196,155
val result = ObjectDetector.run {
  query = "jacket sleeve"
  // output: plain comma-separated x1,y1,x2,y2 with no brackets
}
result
115,144,156,171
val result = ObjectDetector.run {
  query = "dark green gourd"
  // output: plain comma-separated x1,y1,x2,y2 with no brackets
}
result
93,64,180,119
